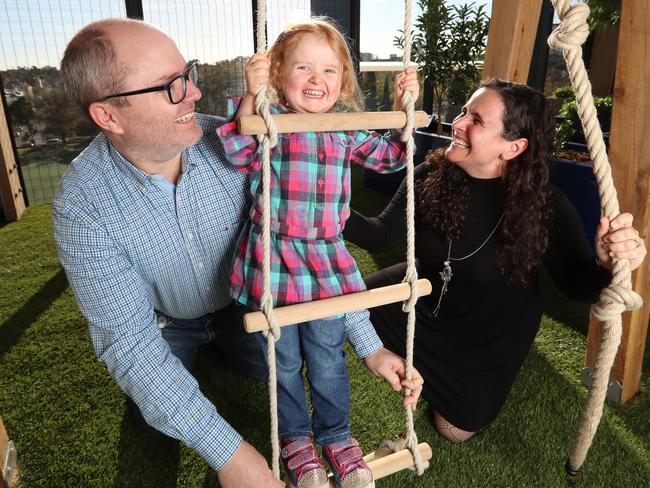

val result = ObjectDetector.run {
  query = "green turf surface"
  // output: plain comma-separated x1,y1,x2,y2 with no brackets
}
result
16,139,92,205
0,171,648,486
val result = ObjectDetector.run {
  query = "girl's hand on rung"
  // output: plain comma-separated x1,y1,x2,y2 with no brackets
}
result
244,53,271,97
393,67,420,111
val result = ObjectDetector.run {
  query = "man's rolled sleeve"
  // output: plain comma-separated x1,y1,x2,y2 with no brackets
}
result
345,308,382,358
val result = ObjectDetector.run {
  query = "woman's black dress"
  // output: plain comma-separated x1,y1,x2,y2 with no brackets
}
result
344,163,610,431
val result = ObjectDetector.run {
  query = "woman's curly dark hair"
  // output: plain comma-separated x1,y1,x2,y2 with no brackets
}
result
417,79,554,285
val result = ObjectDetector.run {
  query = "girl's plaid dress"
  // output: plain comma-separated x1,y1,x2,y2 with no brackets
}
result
217,98,408,309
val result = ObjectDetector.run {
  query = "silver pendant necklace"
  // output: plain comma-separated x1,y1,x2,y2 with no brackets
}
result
432,213,505,317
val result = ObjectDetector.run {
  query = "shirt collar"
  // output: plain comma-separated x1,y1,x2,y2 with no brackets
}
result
107,138,193,186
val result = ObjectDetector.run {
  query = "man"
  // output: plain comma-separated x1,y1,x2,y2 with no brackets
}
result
53,18,422,488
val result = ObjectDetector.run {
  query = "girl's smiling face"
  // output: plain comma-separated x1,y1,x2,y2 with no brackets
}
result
280,33,342,113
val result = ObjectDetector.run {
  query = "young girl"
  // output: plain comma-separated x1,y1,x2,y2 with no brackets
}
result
217,18,419,488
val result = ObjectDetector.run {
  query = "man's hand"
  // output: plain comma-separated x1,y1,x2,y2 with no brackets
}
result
217,441,284,488
363,347,423,411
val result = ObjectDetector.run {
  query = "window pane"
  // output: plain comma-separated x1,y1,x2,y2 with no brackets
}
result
1,0,126,205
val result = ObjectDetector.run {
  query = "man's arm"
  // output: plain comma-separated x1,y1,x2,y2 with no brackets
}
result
345,309,422,408
52,198,242,471
345,308,382,357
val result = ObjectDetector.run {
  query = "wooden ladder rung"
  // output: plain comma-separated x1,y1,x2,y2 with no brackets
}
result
244,279,432,333
326,442,433,486
238,110,429,135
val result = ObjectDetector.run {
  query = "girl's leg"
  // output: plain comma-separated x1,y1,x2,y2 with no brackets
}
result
254,325,311,439
300,316,349,446
302,317,372,488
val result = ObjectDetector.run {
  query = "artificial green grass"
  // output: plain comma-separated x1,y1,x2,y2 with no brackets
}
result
17,139,93,205
1,173,649,486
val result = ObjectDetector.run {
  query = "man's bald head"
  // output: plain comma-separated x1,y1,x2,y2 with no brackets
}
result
60,18,166,117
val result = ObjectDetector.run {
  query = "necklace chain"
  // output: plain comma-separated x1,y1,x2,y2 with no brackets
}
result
448,213,505,261
432,213,505,317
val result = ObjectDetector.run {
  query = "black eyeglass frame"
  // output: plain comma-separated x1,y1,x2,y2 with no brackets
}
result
99,59,199,104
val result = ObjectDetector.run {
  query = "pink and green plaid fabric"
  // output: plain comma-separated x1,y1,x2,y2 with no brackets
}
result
217,98,407,308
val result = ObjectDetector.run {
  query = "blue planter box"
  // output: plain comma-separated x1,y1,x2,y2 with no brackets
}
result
550,158,600,250
364,130,452,197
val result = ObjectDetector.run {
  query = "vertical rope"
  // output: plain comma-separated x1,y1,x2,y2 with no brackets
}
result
399,0,428,475
547,0,642,474
254,0,282,479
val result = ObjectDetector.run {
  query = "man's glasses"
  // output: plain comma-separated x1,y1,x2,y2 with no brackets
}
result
100,60,199,104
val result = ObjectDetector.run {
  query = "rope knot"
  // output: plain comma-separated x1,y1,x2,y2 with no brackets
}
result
255,88,278,147
260,293,281,341
402,266,419,312
405,428,429,475
548,3,590,51
591,283,643,322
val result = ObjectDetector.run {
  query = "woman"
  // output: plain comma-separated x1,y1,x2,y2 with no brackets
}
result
343,79,646,443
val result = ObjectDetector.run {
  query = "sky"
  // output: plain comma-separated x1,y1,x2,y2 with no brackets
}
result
0,0,493,71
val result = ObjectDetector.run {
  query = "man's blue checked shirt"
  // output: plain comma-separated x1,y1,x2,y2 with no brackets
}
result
52,113,382,470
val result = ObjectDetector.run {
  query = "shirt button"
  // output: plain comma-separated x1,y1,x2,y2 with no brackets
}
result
318,151,325,160
176,195,181,203
140,185,147,193
318,178,324,187
187,232,194,240
197,261,204,269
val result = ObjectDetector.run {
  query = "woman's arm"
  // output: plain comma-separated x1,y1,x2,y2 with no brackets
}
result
344,163,430,252
542,188,612,302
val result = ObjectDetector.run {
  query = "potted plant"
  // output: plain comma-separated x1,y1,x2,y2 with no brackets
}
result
365,0,489,197
550,87,613,248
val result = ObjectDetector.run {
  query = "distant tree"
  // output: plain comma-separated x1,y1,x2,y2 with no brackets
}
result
445,3,489,118
7,97,36,143
3,66,61,86
196,58,246,115
33,88,81,142
7,97,35,128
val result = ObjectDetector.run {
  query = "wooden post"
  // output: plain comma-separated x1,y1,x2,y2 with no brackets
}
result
585,0,650,404
0,96,25,222
588,29,619,97
482,0,544,82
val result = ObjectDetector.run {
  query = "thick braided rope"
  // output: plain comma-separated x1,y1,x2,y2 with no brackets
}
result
548,0,643,473
255,0,282,479
391,0,428,475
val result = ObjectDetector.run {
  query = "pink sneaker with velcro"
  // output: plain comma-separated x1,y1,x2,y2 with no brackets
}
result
281,437,328,488
322,437,373,488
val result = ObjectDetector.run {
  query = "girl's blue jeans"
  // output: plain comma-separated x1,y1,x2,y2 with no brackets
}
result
255,315,351,446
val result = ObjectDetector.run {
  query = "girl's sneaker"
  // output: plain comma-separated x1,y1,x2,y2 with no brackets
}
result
322,437,373,488
281,437,328,488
